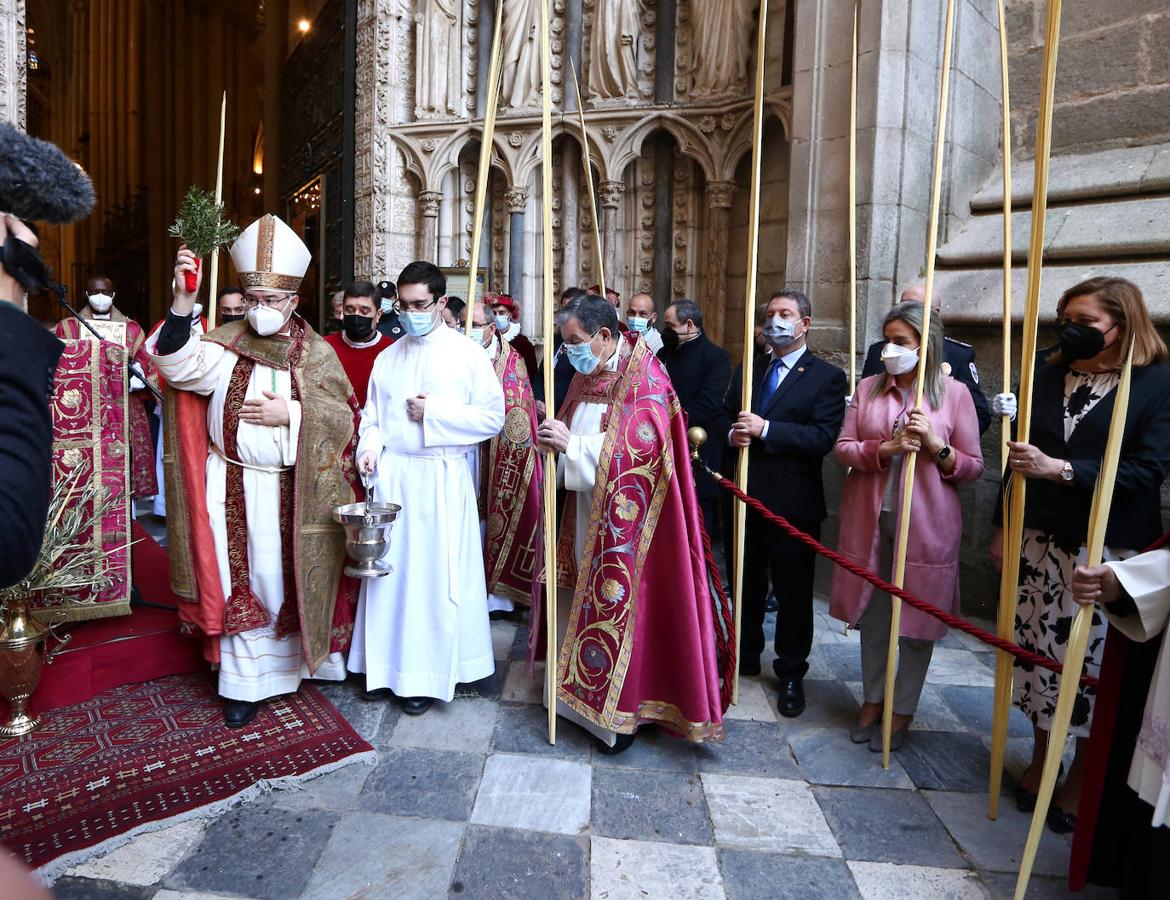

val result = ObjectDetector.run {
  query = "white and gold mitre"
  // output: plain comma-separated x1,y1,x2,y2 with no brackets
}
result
229,214,311,292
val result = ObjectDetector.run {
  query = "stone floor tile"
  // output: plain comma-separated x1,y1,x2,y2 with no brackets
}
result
591,768,712,845
66,819,208,886
939,684,1033,739
812,785,966,868
388,696,498,754
313,676,388,744
702,773,841,856
491,702,593,760
788,728,914,789
259,758,376,813
847,861,990,899
471,753,592,835
357,747,483,821
456,663,507,701
843,681,967,733
723,677,778,722
590,836,724,900
591,725,699,773
153,891,257,900
809,644,864,681
922,790,1071,877
164,805,339,900
719,850,862,900
449,826,588,899
695,720,800,780
923,648,996,687
761,678,859,730
509,624,531,661
897,730,995,792
979,871,1119,899
492,618,519,660
299,811,463,900
51,879,154,899
501,660,545,703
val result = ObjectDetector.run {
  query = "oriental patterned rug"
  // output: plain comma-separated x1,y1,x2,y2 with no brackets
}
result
0,672,375,881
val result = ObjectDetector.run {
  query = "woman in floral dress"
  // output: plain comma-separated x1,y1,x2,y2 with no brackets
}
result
993,277,1170,833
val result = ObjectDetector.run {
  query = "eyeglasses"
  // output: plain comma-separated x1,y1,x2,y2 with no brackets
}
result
563,330,599,347
393,298,438,314
244,294,292,308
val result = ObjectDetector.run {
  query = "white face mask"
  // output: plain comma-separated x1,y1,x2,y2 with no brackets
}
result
247,298,292,337
763,314,801,349
881,343,919,376
87,292,114,314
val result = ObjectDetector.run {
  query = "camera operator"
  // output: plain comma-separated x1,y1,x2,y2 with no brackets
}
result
0,212,64,588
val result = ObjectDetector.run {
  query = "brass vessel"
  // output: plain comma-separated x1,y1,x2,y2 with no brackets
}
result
0,597,69,737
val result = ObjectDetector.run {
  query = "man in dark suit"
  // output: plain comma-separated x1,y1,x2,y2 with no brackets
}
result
717,289,847,717
0,214,64,587
861,284,991,433
657,298,731,534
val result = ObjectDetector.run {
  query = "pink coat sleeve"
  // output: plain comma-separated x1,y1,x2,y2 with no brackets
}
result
835,391,888,472
941,381,984,485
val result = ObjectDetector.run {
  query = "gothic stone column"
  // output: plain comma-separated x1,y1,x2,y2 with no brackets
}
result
419,190,443,261
704,180,735,349
599,180,625,293
505,186,527,299
0,0,27,129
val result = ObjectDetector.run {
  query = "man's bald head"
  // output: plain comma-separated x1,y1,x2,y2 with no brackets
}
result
899,283,941,313
628,292,655,325
86,274,113,295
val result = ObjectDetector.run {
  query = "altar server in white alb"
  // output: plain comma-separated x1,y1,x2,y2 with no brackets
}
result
353,261,505,715
148,215,360,728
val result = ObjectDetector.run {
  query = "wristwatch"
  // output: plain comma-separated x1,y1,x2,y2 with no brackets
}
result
936,444,952,461
1060,460,1074,482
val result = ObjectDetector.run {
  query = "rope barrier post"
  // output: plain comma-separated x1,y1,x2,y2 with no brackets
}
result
538,0,558,746
987,0,1014,822
731,0,769,708
1015,339,1135,899
990,0,1061,818
879,0,956,769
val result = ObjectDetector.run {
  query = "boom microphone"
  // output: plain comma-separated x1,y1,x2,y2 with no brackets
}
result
0,123,95,224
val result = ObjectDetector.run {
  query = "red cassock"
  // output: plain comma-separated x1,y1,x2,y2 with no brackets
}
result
322,331,394,409
548,334,733,741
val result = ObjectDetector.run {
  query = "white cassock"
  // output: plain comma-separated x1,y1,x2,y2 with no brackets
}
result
1103,548,1170,826
147,331,346,701
350,323,505,700
153,317,206,517
545,350,621,748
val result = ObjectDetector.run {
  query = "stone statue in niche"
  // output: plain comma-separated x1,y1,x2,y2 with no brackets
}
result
690,0,757,99
500,0,543,109
587,0,641,100
415,0,462,117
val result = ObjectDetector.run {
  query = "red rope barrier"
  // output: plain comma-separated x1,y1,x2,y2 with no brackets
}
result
709,471,1102,688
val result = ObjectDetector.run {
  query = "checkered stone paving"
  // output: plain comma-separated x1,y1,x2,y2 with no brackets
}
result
52,598,1121,899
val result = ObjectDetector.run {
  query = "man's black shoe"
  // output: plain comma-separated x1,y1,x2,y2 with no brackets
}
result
403,696,434,715
595,732,637,755
776,678,806,718
222,699,260,728
362,687,394,701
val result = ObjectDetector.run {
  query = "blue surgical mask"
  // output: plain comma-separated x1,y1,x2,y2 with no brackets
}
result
468,327,485,345
494,314,511,331
380,298,394,314
403,308,438,337
565,334,601,375
627,315,649,334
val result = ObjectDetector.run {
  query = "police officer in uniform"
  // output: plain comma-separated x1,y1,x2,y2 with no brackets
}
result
860,284,991,434
375,279,405,340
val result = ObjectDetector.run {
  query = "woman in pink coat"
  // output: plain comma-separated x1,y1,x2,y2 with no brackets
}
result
831,302,983,751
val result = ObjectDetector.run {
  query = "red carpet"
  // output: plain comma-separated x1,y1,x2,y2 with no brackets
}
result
0,672,375,881
19,522,205,715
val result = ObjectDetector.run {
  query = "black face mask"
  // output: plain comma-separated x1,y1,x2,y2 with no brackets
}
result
343,313,375,342
0,236,57,296
661,326,679,351
1057,321,1111,362
219,313,246,324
